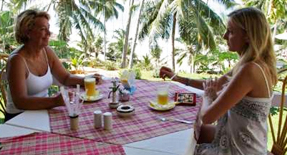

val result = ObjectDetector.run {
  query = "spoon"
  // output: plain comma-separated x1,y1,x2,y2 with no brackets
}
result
158,117,194,124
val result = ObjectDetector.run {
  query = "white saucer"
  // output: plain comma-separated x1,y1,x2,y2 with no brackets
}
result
81,91,103,102
148,101,176,111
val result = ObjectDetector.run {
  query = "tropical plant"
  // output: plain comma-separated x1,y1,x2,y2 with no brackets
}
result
91,0,124,60
150,42,162,68
107,29,134,63
0,10,15,53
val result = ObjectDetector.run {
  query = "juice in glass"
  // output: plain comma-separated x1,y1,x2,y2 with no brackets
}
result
84,78,96,96
157,87,169,105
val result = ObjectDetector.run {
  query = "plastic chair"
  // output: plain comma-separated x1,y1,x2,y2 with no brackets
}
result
268,75,287,155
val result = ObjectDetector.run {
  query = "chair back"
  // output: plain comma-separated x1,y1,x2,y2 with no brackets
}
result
0,65,7,115
269,75,287,155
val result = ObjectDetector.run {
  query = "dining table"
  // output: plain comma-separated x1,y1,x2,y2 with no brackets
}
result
1,78,204,155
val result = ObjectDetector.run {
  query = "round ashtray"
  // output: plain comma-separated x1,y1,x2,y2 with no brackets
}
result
117,105,135,117
109,102,120,109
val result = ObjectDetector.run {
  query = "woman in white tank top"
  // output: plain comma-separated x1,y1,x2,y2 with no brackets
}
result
159,7,277,154
5,10,86,122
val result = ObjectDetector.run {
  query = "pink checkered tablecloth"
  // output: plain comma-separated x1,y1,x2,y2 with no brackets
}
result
0,132,125,155
49,80,201,145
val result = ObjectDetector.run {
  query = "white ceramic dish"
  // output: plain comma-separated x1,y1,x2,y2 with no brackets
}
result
148,101,176,111
81,91,104,102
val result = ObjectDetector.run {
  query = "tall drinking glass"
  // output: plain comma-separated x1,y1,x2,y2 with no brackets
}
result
84,78,96,97
157,86,169,105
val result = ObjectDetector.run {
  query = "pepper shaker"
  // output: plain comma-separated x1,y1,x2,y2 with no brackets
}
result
94,110,103,129
103,112,112,130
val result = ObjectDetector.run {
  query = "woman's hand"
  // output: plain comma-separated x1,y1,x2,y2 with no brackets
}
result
93,73,103,84
54,93,65,107
159,66,175,80
203,77,218,102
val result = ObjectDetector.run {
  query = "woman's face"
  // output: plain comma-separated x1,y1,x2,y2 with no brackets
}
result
223,19,248,54
27,17,51,47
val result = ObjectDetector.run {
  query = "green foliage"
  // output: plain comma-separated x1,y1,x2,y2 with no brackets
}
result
132,68,142,79
103,61,118,70
62,61,71,70
88,58,104,68
152,68,160,78
48,85,59,97
270,106,280,116
70,54,86,71
0,11,16,53
135,54,153,71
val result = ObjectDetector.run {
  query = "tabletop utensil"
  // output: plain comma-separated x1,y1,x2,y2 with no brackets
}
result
158,117,194,124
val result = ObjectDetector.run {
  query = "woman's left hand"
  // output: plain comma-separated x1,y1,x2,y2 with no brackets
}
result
203,77,218,101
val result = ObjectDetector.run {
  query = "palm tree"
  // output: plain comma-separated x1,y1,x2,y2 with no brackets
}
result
90,0,124,60
10,0,106,54
107,29,127,61
150,42,162,68
138,0,235,71
242,0,287,39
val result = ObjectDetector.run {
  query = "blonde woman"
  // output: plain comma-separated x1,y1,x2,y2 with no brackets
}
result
160,7,277,154
5,9,85,122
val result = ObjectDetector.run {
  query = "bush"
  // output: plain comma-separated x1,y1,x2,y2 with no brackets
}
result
104,61,118,70
152,68,160,78
133,68,142,79
88,58,104,68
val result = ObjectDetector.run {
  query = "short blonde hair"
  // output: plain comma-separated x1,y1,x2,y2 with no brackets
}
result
229,7,277,84
15,9,50,44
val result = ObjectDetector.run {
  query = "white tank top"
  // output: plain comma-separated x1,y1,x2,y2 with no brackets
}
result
6,48,53,114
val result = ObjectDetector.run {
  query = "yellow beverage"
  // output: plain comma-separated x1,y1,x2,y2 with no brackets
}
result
157,92,168,105
84,78,96,96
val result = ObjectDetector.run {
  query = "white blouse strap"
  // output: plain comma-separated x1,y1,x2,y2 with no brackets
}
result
252,62,271,98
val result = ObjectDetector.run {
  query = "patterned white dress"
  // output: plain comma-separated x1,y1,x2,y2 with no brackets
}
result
194,63,271,155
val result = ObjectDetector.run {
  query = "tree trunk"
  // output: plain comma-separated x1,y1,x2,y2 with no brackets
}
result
272,19,277,42
103,0,107,61
121,0,134,68
1,0,4,11
190,54,194,74
171,12,177,71
128,0,145,69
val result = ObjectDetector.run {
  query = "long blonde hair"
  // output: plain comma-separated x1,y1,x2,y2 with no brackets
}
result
229,7,277,84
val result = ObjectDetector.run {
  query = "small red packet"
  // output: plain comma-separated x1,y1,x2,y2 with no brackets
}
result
174,92,196,106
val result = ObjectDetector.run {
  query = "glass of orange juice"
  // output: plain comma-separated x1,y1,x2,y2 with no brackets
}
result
157,86,169,105
84,78,96,96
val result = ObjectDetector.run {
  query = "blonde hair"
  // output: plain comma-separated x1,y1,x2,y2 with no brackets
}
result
229,7,277,84
15,9,50,44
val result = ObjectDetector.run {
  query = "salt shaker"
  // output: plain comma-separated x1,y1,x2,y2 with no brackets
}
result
94,110,103,129
103,112,112,130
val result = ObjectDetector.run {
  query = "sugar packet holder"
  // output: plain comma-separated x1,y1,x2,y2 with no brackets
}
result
174,92,196,106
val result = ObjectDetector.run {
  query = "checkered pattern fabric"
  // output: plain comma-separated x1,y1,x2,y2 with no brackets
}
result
0,132,125,155
49,80,201,145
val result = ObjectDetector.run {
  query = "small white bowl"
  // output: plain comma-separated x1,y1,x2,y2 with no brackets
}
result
117,105,135,117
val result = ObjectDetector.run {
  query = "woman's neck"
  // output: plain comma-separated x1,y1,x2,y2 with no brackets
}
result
23,44,44,58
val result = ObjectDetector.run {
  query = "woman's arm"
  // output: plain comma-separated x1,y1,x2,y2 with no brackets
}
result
159,66,230,90
200,65,254,124
46,47,84,86
7,55,64,110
